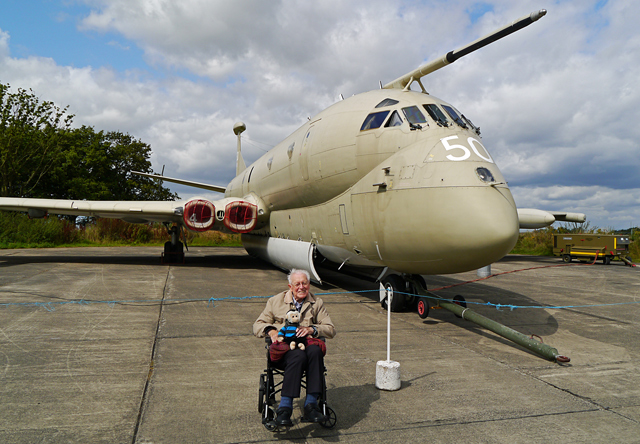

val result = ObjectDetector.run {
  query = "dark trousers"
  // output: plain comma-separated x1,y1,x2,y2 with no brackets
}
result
274,344,324,398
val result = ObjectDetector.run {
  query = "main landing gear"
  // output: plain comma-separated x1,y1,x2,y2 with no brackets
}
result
162,224,185,264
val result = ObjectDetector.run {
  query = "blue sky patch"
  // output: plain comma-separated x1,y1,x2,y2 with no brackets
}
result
0,0,147,72
467,2,494,24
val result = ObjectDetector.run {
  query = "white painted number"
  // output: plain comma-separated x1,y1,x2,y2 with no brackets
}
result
440,136,494,163
441,136,470,161
467,137,494,163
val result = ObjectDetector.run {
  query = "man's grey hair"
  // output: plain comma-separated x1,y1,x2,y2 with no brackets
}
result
288,268,311,284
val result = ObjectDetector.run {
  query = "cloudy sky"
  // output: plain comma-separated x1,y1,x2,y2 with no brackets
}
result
1,0,638,229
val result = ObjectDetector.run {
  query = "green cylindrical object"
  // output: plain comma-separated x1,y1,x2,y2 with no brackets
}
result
416,288,569,362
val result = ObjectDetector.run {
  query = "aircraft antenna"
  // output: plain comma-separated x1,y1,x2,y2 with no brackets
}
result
233,122,247,176
383,9,547,90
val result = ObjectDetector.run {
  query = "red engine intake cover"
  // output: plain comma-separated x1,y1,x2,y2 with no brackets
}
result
183,199,215,232
224,201,257,233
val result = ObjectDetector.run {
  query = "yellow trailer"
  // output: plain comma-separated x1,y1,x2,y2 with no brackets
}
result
553,234,631,265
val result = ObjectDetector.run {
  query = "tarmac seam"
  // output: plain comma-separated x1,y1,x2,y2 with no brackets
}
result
225,409,604,443
131,266,171,444
530,373,640,425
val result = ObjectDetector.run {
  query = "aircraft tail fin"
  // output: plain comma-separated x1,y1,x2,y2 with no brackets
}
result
131,171,226,193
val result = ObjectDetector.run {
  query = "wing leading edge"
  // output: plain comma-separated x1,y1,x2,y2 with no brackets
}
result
0,195,263,234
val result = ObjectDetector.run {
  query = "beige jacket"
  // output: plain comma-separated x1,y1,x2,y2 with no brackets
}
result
253,290,336,339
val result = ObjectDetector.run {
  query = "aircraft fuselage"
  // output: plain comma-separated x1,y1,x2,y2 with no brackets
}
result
226,88,519,275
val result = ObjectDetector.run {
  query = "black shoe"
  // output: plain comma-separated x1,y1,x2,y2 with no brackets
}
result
303,403,328,423
276,407,293,427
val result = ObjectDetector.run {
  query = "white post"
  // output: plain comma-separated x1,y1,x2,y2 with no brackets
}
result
387,289,391,362
376,283,401,391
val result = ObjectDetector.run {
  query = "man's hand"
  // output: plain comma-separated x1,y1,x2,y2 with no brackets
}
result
268,329,279,343
296,326,314,338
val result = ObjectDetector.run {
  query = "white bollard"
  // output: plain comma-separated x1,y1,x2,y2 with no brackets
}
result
376,360,401,391
477,264,491,278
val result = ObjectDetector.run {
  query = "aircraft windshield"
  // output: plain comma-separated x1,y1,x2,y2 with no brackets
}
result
360,111,390,131
442,105,468,129
423,104,449,127
402,106,427,124
460,112,481,135
385,111,403,127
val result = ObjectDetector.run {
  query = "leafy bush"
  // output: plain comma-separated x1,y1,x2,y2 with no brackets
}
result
0,212,78,247
0,212,241,248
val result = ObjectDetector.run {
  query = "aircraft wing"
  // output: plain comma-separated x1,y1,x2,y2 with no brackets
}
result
0,195,262,233
517,208,586,229
0,197,184,224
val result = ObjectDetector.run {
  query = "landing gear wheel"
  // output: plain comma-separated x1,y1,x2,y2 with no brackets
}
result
562,254,572,263
417,297,430,319
406,274,427,310
381,275,406,312
411,274,427,290
452,295,467,318
319,406,337,429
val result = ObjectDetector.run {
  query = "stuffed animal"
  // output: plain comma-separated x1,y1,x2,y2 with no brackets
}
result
277,310,307,351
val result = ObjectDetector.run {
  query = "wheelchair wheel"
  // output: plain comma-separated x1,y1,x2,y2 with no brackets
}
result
319,405,337,429
258,374,266,414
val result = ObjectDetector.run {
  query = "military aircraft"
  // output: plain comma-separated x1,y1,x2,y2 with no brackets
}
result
0,9,584,312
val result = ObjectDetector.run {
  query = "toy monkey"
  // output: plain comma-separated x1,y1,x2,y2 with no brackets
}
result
277,310,307,351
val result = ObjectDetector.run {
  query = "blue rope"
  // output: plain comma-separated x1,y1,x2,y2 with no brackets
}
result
0,288,638,311
372,289,640,311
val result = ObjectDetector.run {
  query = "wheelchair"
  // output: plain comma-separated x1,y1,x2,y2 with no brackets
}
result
258,337,337,430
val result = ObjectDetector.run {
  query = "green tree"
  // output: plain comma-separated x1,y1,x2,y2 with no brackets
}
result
39,126,178,201
0,82,177,202
0,83,73,197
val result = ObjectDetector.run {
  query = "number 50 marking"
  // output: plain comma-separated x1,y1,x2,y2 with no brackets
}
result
441,136,494,163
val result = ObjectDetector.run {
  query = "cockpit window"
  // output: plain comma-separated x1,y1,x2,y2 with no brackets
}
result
385,110,403,127
402,106,427,125
402,106,427,130
423,104,449,127
476,167,495,183
460,112,481,135
375,98,399,108
360,111,390,131
442,105,468,129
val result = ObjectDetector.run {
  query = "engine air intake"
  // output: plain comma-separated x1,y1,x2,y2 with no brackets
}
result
225,201,257,233
183,199,215,231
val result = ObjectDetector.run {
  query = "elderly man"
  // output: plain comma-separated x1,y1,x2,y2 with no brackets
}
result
253,269,336,427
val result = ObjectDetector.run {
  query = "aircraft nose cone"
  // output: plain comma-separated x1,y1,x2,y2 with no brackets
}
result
373,186,519,275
